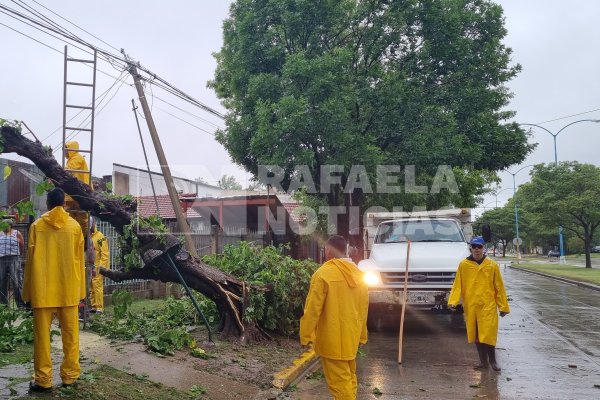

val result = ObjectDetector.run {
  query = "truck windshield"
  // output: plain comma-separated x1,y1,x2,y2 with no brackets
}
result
374,220,465,243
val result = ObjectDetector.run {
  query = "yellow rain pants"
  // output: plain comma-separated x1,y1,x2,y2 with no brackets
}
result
448,257,510,346
90,275,103,310
33,306,80,388
90,230,108,310
321,357,357,400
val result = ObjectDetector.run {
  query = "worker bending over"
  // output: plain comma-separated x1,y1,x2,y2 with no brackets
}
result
300,235,369,399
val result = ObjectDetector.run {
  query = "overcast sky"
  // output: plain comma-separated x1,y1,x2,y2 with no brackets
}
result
1,0,599,207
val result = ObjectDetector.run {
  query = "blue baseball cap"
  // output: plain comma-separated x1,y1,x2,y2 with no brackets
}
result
470,236,485,246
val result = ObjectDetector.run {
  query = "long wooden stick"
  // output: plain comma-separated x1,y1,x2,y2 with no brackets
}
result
398,240,411,364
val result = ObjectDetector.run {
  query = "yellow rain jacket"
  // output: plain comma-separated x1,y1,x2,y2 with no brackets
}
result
92,230,109,268
300,258,369,360
65,141,90,185
448,256,510,346
23,206,86,308
90,229,108,309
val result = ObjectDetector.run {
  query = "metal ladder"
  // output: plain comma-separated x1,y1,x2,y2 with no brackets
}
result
61,45,97,327
61,45,96,175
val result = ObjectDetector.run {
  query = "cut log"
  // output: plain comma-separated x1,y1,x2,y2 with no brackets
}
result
1,125,262,339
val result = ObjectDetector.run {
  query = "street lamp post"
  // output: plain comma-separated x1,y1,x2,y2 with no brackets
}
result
506,164,535,263
493,187,514,208
520,119,600,165
520,119,600,263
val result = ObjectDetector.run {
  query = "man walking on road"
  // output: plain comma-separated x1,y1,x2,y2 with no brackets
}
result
23,188,86,392
448,236,510,371
300,235,369,399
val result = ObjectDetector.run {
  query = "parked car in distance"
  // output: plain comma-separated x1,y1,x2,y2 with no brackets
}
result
548,250,560,258
592,246,600,253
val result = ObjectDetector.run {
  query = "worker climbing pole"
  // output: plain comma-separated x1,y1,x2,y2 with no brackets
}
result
61,45,97,325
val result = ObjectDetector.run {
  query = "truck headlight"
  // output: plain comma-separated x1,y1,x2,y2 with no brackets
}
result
363,271,381,286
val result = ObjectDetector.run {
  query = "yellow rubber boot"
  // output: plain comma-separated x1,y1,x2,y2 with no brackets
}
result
90,275,104,310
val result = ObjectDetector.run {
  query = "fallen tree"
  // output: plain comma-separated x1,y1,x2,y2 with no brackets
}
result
1,125,266,341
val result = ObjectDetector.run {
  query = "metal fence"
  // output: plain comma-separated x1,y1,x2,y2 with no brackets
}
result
2,220,320,308
168,223,266,257
96,220,150,294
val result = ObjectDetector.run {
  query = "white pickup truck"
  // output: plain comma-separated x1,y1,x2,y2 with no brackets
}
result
358,209,472,312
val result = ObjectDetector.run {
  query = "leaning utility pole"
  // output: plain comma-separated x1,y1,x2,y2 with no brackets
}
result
123,52,199,258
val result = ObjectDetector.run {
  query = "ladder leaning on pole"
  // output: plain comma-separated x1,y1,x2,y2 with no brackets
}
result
61,45,97,175
61,45,97,327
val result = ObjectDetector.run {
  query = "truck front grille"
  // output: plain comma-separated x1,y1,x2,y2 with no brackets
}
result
380,271,456,285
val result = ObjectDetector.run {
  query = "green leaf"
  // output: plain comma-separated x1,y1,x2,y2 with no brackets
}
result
35,181,54,196
3,165,11,180
15,200,35,218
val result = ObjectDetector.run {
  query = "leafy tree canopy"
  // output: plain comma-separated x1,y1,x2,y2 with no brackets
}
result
218,174,243,190
519,162,600,267
210,0,534,208
475,204,514,254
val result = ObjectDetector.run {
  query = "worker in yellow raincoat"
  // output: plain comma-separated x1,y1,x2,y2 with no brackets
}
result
64,141,91,235
23,188,86,392
90,224,109,313
300,235,369,399
448,236,510,371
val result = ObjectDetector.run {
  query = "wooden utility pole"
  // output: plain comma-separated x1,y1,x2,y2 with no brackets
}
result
398,240,411,364
124,56,199,258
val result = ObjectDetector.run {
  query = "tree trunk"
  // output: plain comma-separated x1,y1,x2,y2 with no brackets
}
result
1,125,263,340
584,233,592,269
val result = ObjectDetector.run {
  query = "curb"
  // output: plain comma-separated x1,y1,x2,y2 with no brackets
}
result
272,349,320,390
509,265,600,292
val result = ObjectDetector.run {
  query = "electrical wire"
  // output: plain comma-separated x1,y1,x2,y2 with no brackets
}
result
29,0,122,53
147,88,224,129
0,13,128,83
38,71,129,144
153,105,217,136
0,19,60,53
54,71,129,152
1,2,226,120
535,108,600,125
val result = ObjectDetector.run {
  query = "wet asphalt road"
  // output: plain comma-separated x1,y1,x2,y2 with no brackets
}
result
292,266,600,399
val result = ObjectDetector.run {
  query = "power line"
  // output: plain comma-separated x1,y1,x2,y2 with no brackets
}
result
29,0,121,53
2,2,226,120
0,13,127,82
148,88,224,129
55,71,129,152
535,108,600,125
13,0,79,39
0,20,60,53
153,105,217,136
0,5,97,57
38,71,128,145
0,3,126,70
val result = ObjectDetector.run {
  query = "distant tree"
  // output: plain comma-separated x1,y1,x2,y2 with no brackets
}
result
246,180,266,192
519,162,600,268
218,174,243,190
